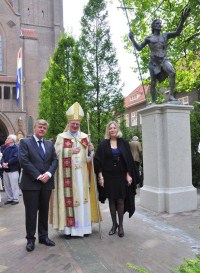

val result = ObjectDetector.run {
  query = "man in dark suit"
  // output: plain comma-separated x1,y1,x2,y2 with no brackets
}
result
18,119,58,252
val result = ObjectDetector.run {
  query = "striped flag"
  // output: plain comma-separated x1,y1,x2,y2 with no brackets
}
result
16,48,22,106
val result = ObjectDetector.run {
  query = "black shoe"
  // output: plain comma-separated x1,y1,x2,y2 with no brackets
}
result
4,200,13,205
108,224,118,235
11,201,19,205
118,226,124,238
65,235,71,240
26,241,35,252
39,237,55,246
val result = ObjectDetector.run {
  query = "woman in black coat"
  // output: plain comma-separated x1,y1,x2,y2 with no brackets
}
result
94,121,139,238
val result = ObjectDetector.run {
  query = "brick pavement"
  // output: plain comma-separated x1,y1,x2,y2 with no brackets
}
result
0,189,199,273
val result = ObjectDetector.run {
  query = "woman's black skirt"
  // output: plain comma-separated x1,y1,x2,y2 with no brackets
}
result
103,168,127,200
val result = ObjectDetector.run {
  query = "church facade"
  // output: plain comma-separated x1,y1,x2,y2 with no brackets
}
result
0,0,63,145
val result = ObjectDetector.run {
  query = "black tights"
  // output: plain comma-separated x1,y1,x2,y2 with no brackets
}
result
109,198,124,227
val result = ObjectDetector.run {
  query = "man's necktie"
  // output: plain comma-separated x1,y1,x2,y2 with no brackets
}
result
38,140,45,158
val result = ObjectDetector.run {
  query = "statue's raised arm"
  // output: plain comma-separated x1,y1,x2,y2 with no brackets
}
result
168,7,191,38
181,7,191,21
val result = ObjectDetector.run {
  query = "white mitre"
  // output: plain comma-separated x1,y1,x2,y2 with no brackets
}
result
66,102,84,121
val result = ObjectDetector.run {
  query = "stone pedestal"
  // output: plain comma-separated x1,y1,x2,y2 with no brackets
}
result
138,104,197,213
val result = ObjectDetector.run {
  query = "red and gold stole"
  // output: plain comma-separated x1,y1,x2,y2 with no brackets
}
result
63,138,75,227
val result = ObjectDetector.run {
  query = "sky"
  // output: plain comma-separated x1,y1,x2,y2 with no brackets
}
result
62,0,140,97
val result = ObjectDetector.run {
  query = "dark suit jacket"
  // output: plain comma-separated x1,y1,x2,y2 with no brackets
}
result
1,144,20,172
18,136,58,190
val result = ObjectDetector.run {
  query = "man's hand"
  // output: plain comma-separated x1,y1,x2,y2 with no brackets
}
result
2,162,8,168
38,173,50,183
72,147,80,154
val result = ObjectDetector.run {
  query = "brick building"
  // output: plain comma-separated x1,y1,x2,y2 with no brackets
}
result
125,85,200,128
0,0,63,145
125,85,149,128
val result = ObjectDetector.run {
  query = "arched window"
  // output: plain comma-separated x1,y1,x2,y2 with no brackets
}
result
0,35,2,72
27,116,34,136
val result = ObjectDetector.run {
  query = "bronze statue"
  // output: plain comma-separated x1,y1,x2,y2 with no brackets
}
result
129,9,190,103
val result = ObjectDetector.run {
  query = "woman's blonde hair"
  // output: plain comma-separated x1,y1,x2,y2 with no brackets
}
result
104,121,123,139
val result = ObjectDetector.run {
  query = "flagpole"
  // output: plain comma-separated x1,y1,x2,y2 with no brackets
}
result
87,112,102,239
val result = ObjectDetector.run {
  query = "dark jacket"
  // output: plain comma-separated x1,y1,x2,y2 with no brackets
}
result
94,138,140,218
1,144,20,172
18,136,58,190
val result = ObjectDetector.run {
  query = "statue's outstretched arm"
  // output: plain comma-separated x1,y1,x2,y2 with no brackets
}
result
129,31,148,51
167,8,191,39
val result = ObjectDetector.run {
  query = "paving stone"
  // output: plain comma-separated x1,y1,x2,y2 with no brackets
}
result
0,190,199,273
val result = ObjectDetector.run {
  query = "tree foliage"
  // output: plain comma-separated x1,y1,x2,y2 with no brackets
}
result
38,34,88,138
39,1,126,146
79,0,125,144
122,0,200,92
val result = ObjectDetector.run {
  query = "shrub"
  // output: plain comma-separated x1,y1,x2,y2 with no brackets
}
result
172,254,200,273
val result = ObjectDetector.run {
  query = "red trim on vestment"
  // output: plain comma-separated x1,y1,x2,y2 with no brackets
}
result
65,197,73,207
64,177,72,188
81,138,89,147
66,216,75,227
64,139,73,148
63,157,71,168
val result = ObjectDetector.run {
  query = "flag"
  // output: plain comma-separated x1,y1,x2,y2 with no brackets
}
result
16,48,22,106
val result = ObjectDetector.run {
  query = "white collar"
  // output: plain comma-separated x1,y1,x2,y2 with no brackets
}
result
33,135,44,142
68,130,80,138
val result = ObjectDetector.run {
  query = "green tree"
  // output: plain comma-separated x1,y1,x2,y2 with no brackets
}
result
190,102,200,187
120,118,142,142
39,33,88,138
122,0,200,93
79,0,125,145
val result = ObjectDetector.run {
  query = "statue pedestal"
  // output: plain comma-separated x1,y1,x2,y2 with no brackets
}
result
138,104,197,213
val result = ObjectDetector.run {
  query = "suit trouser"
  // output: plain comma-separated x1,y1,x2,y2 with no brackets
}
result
3,171,19,202
22,189,51,241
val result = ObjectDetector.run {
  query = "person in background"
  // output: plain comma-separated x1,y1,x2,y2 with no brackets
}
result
129,136,143,187
51,102,100,239
1,135,20,205
94,121,139,238
18,119,58,252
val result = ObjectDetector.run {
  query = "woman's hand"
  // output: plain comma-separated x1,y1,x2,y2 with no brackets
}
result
98,173,104,187
126,173,133,186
